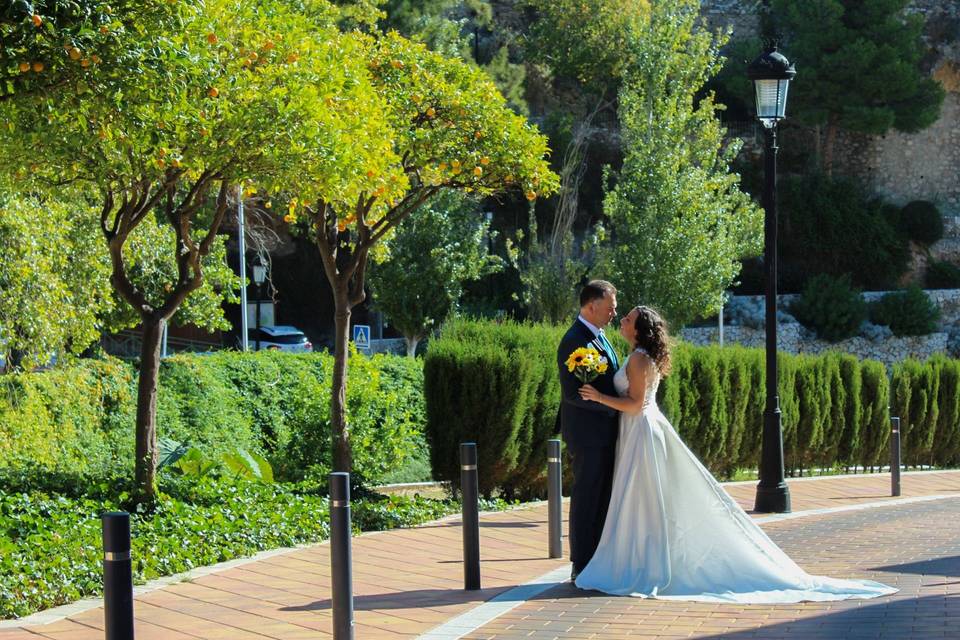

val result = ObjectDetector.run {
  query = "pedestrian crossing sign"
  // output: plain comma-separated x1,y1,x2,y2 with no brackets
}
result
352,324,371,351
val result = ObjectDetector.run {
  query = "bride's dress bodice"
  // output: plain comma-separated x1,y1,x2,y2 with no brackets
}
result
614,349,660,410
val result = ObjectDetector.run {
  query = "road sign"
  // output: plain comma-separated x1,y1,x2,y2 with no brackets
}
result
352,324,371,351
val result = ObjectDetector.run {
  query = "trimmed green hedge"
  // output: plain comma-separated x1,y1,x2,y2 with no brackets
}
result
0,351,425,485
423,319,561,498
426,321,960,494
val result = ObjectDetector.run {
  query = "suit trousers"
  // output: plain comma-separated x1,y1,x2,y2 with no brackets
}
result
567,442,617,573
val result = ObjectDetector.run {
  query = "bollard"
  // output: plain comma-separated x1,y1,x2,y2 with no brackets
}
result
460,442,481,590
102,512,135,640
329,472,354,640
547,439,563,559
890,416,901,497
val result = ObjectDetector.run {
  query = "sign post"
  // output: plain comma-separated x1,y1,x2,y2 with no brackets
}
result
352,325,371,353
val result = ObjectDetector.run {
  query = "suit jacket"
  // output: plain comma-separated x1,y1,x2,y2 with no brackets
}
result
556,318,620,448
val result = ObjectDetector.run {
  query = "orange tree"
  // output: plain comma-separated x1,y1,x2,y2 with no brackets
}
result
287,32,559,472
0,0,394,502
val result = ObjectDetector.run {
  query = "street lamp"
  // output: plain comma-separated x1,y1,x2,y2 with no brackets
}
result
748,44,795,514
252,255,268,352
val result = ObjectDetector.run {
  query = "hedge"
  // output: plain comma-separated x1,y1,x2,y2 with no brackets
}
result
426,321,960,495
0,351,425,485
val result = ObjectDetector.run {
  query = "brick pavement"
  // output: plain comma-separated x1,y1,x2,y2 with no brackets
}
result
1,471,959,640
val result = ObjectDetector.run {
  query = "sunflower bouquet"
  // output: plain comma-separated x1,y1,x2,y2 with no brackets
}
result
565,347,609,384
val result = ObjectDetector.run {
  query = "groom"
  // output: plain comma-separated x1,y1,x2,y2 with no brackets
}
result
557,280,620,580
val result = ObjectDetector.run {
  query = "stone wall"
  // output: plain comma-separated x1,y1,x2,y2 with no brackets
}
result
700,0,960,217
679,288,960,366
681,324,948,367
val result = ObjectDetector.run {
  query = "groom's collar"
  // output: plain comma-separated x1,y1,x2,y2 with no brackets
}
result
577,314,602,338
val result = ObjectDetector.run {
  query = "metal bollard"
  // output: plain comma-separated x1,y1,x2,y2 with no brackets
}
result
547,439,563,559
102,511,135,640
460,442,481,590
329,472,354,640
890,416,901,497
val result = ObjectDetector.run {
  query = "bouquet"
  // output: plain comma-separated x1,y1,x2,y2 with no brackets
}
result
565,347,609,384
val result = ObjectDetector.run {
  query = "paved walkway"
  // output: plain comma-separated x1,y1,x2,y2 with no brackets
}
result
2,471,959,639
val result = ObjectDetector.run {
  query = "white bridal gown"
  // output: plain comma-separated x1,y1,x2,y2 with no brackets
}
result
575,350,897,603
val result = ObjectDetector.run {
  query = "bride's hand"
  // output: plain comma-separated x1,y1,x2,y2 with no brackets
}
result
579,384,602,403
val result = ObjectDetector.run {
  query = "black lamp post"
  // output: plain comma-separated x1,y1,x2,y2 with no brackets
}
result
252,255,267,352
748,44,795,514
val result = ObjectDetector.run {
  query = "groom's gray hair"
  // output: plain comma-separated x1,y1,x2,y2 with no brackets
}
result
579,280,617,307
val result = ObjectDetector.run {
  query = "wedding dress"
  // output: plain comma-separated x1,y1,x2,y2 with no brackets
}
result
574,349,897,603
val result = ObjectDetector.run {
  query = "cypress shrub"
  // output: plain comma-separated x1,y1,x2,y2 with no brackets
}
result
857,359,890,469
793,356,827,472
836,354,863,467
423,320,551,496
892,358,940,465
933,356,960,466
819,353,849,469
777,353,801,475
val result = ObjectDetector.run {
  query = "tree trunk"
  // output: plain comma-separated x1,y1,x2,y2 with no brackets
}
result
823,115,839,178
135,318,165,504
330,291,353,472
404,335,420,358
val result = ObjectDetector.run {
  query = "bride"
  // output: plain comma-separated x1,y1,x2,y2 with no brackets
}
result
575,306,897,603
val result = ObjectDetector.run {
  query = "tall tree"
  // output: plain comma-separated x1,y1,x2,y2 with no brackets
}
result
368,192,501,356
0,0,394,502
771,0,945,174
291,31,558,472
523,0,651,317
601,0,763,328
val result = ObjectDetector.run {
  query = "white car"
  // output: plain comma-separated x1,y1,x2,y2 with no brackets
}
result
250,326,313,353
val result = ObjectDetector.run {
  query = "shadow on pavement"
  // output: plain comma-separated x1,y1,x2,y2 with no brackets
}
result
280,585,518,611
692,594,959,639
873,554,960,578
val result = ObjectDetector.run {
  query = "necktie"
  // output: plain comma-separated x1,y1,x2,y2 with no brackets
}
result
597,331,618,370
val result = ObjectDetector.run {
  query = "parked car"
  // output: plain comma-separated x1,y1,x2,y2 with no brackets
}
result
249,326,313,353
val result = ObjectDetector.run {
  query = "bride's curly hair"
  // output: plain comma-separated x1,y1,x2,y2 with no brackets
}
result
633,306,672,376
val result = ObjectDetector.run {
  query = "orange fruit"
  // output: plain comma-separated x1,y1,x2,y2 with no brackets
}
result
68,47,81,61
526,191,537,201
80,58,90,68
426,107,436,117
18,62,30,73
31,14,42,27
263,40,275,51
100,26,109,35
207,32,218,44
480,157,489,165
473,166,483,177
286,53,299,64
90,55,101,64
208,87,219,98
391,59,403,69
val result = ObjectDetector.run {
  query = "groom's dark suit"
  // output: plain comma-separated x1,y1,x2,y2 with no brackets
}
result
557,317,620,574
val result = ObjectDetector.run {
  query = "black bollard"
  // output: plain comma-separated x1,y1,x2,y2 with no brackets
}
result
329,472,354,640
460,442,481,590
890,416,901,497
102,511,135,640
547,439,563,559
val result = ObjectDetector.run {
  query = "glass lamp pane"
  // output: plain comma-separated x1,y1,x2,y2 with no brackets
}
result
252,265,267,284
